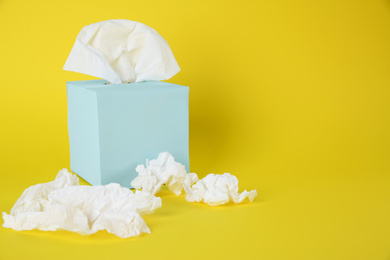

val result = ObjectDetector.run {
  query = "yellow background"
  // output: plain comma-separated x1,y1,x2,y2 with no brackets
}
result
1,0,390,259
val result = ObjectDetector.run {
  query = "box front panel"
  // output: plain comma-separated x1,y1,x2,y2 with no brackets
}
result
97,84,189,188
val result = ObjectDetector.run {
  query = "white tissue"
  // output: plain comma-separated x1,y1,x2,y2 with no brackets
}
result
132,152,257,206
3,154,257,239
183,173,258,206
131,152,187,195
63,19,180,84
2,169,161,238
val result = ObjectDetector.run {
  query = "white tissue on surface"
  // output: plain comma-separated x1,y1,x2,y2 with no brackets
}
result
131,152,187,195
132,152,257,206
183,173,258,206
2,169,161,238
63,19,180,84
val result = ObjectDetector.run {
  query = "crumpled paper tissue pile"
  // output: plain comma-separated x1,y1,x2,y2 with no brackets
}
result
2,169,161,238
132,152,257,206
2,153,257,238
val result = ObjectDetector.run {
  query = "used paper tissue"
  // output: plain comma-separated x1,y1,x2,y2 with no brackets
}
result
131,152,188,195
2,169,161,238
132,152,257,206
3,154,257,238
64,20,189,188
183,172,258,206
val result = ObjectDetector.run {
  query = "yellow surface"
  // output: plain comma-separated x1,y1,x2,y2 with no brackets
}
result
1,0,390,259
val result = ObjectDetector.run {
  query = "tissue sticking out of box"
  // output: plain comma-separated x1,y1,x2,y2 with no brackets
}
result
2,169,162,238
63,20,180,84
132,152,258,206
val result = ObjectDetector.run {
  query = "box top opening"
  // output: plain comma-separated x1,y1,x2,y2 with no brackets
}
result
66,80,188,92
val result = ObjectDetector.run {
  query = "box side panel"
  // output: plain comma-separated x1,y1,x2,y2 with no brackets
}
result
97,85,189,188
169,87,189,172
67,84,101,185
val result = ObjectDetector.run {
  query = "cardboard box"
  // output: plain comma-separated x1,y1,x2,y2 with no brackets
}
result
67,79,189,188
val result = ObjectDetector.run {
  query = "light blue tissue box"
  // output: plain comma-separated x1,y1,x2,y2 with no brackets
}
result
66,79,189,188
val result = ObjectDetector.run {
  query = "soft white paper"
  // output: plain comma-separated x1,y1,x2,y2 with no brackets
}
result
63,20,180,84
3,154,257,238
132,152,257,206
2,169,161,238
131,152,187,195
183,173,258,206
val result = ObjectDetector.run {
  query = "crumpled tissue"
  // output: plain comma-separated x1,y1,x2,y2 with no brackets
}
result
131,152,187,195
63,19,180,84
2,169,161,238
3,154,257,238
132,152,257,206
183,173,258,206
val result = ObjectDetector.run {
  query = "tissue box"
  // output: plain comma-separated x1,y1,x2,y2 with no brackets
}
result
67,79,189,188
